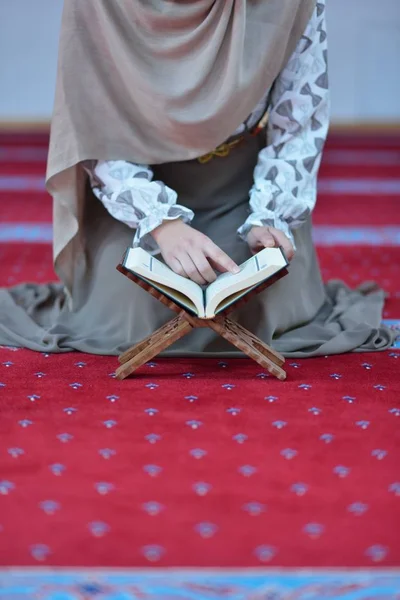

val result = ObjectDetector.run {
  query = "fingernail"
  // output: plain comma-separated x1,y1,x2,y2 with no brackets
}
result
232,266,241,274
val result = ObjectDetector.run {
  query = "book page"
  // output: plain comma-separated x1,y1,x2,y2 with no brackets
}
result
136,275,198,315
204,247,287,318
124,248,205,317
205,253,264,301
212,283,258,315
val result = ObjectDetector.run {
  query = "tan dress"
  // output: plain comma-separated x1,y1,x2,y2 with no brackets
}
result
0,130,394,357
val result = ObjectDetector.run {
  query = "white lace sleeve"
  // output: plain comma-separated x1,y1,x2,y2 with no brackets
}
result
85,160,194,253
238,0,330,247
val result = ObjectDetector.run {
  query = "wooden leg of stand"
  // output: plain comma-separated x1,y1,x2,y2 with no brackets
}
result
118,332,159,365
118,314,188,364
116,314,193,380
208,316,287,381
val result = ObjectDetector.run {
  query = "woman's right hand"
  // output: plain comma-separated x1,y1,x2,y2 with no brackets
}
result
151,220,240,285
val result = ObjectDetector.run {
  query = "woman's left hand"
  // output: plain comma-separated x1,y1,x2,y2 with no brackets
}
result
247,226,295,261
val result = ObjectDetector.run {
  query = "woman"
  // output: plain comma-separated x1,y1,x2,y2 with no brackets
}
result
0,0,394,356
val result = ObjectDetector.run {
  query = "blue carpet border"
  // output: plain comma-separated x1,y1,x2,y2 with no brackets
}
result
0,568,399,599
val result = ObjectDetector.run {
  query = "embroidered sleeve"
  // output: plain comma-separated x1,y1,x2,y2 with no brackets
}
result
85,160,194,254
238,0,330,247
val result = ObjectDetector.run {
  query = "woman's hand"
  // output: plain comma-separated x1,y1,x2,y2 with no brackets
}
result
151,220,240,285
247,226,295,261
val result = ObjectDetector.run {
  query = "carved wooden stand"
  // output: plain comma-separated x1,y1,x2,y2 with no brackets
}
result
116,263,289,381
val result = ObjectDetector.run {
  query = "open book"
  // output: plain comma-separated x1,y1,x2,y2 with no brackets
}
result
121,246,288,319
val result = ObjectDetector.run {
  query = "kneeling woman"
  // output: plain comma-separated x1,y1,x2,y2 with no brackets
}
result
0,0,394,356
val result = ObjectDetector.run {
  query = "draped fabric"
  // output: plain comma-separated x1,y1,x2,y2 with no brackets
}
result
46,0,315,300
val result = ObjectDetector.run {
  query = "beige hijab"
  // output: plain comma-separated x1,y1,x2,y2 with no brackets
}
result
47,0,315,299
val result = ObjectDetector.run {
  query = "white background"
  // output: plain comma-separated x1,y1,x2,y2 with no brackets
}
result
0,0,399,123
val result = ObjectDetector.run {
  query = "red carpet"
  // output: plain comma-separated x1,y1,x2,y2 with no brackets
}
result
0,132,399,568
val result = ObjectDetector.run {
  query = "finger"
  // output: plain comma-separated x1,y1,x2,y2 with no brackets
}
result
177,253,208,285
206,243,240,274
168,256,190,279
248,231,276,256
189,249,217,284
256,231,276,249
268,228,295,261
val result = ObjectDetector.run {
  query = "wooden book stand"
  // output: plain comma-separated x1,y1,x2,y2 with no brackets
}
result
115,264,289,381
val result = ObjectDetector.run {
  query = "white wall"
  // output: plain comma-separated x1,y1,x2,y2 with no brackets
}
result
0,0,63,121
326,0,400,122
1,0,399,123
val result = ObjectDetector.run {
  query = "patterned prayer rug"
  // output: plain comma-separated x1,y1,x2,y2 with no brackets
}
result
0,132,399,596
